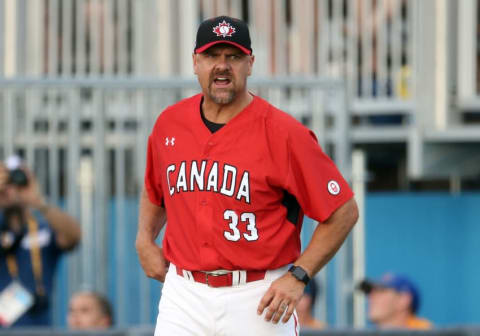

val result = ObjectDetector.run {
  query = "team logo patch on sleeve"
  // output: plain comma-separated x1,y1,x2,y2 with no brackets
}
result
327,180,341,195
213,21,236,37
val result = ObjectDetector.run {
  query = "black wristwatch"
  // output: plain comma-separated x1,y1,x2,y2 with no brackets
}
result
288,265,311,285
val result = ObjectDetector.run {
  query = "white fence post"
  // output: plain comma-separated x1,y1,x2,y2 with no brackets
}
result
457,0,477,104
352,149,366,328
78,156,94,286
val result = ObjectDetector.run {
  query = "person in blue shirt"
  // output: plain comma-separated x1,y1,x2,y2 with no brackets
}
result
0,156,81,327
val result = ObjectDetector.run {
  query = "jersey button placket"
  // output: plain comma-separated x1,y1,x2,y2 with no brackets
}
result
200,140,210,206
202,140,216,205
204,140,215,160
199,138,215,257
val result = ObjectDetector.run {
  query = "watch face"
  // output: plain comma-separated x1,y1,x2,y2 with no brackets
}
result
289,266,310,284
293,267,306,279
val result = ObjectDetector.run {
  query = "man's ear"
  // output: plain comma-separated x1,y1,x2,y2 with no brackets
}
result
247,55,255,76
398,292,413,312
192,53,198,75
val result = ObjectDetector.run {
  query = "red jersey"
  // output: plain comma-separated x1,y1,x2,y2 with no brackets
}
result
145,94,353,271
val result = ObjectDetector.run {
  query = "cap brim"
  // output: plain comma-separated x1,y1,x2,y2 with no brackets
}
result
357,280,388,294
195,41,251,55
357,280,373,293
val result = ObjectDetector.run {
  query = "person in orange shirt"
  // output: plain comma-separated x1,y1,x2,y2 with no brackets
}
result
358,273,432,330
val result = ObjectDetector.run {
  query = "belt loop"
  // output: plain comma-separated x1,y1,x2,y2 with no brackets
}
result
183,270,194,281
232,271,240,285
239,270,247,285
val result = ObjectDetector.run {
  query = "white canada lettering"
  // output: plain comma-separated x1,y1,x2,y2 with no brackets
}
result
190,161,206,191
165,161,250,204
206,162,219,192
220,164,236,197
176,161,188,192
236,171,250,204
166,164,175,195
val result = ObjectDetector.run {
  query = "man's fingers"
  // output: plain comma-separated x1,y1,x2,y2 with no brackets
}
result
257,290,274,315
137,243,168,282
144,263,167,282
282,303,295,324
145,268,166,282
263,298,284,322
264,306,275,322
271,301,289,324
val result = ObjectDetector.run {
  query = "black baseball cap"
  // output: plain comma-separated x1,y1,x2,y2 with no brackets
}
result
194,16,252,55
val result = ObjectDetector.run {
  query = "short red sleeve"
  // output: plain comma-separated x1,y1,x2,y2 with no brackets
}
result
144,135,164,207
284,127,353,222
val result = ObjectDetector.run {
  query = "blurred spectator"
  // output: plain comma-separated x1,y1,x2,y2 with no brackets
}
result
68,290,113,330
296,279,326,330
358,273,432,329
0,156,81,327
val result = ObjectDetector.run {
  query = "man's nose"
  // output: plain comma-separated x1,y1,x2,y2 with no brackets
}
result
214,56,231,70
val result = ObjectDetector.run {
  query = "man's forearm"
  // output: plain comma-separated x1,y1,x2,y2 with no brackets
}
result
136,189,167,246
38,205,81,249
135,188,169,281
294,198,359,277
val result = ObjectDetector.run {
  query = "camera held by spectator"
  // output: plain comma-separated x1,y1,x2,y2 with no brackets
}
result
5,156,29,188
0,156,30,255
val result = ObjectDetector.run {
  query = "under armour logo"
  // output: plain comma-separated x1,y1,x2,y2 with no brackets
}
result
165,137,175,146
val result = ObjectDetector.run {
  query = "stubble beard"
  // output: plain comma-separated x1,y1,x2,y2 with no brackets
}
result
207,84,236,105
207,69,238,105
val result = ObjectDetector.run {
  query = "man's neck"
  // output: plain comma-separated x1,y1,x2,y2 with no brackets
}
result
202,91,253,124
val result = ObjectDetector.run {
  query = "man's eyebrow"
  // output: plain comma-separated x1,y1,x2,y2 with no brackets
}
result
227,51,245,56
202,50,217,55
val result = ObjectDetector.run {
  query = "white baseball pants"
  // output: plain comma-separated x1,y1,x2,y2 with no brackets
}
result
154,264,299,336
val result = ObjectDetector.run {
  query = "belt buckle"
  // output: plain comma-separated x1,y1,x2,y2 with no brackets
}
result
204,270,229,287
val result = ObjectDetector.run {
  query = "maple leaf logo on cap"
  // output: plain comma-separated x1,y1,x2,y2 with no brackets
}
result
213,20,236,37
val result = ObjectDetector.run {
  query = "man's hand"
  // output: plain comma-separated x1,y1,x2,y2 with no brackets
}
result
0,164,18,208
136,188,167,282
257,272,305,324
16,167,47,209
0,164,8,190
0,165,46,210
136,238,169,282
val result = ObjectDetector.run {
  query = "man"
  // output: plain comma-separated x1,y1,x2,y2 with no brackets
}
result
358,273,432,329
136,16,358,335
68,290,113,330
0,156,81,327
